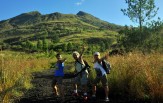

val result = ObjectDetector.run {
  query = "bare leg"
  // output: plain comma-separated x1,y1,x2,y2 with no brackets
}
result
73,83,78,93
82,84,87,95
104,85,109,98
92,85,96,96
54,85,59,96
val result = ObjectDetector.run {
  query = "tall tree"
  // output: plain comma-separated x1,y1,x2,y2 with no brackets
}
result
121,0,159,31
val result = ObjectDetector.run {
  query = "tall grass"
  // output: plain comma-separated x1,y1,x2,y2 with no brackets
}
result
0,51,162,102
108,52,163,102
61,52,163,102
0,52,51,103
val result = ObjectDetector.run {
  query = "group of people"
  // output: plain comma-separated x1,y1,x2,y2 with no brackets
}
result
52,46,110,102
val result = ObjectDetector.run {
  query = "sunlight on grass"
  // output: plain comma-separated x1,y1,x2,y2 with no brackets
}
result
0,51,51,103
0,51,162,102
108,52,163,101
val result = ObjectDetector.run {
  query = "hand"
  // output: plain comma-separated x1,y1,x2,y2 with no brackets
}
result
64,58,67,61
82,45,86,51
101,52,109,60
105,53,109,59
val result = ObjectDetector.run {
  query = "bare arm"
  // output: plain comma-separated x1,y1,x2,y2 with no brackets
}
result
100,52,109,61
79,46,86,63
61,58,67,63
79,45,86,58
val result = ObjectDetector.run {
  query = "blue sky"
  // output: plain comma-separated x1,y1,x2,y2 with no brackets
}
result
0,0,163,26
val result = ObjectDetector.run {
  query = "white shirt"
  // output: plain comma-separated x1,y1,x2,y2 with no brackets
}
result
75,62,85,72
94,62,106,76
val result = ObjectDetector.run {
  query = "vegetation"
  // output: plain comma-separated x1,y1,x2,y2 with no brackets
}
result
108,52,163,102
117,20,163,53
0,51,162,102
0,2,162,102
121,0,159,31
0,51,51,103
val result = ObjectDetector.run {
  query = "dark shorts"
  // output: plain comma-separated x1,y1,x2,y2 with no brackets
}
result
52,76,63,86
93,74,108,86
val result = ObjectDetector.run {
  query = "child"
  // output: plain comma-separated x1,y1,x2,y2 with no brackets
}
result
52,53,66,100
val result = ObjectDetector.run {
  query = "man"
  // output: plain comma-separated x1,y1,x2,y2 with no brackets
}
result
72,46,89,100
92,52,109,102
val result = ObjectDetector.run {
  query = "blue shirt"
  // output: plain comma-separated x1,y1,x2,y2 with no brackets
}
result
54,62,64,77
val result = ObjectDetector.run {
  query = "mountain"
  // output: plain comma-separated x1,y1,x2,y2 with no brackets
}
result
77,11,122,30
0,11,122,31
0,11,121,52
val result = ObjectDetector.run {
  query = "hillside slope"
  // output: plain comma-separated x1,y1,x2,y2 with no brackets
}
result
0,11,121,52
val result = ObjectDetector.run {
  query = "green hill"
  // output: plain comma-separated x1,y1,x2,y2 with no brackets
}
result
0,11,122,52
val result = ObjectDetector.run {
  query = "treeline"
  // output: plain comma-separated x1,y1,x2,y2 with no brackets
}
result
7,38,114,54
117,19,163,53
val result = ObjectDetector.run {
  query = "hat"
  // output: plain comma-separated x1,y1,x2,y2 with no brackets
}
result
94,52,100,56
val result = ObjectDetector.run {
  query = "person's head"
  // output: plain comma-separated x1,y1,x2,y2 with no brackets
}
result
72,51,80,60
56,53,62,60
94,52,101,61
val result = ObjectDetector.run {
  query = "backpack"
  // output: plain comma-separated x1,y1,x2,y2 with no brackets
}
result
83,60,91,71
101,59,111,74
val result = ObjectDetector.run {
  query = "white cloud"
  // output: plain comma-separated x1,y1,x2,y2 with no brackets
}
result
75,0,86,6
75,2,82,6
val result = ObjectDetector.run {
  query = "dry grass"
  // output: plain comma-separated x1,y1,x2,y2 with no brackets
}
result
0,51,162,102
0,52,51,103
108,52,163,102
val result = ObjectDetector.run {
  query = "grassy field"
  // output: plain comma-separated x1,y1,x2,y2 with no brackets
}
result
0,51,163,102
0,51,52,103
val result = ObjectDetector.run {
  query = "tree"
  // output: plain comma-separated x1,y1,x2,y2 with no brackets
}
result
67,42,73,52
121,0,159,31
100,41,106,52
25,40,34,52
43,39,48,52
52,35,60,43
62,43,67,52
43,30,48,39
37,40,43,51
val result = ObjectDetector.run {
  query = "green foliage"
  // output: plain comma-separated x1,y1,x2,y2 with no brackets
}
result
62,43,67,52
0,11,121,53
100,41,106,52
121,0,159,31
118,20,163,52
42,39,48,52
37,40,43,51
67,42,73,52
51,34,60,43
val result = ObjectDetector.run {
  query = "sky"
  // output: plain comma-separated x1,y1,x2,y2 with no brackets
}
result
0,0,163,26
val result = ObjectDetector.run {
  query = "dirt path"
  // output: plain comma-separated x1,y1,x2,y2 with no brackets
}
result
16,69,75,103
15,69,141,103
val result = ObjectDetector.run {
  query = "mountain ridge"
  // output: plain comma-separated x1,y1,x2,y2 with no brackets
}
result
0,11,122,31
